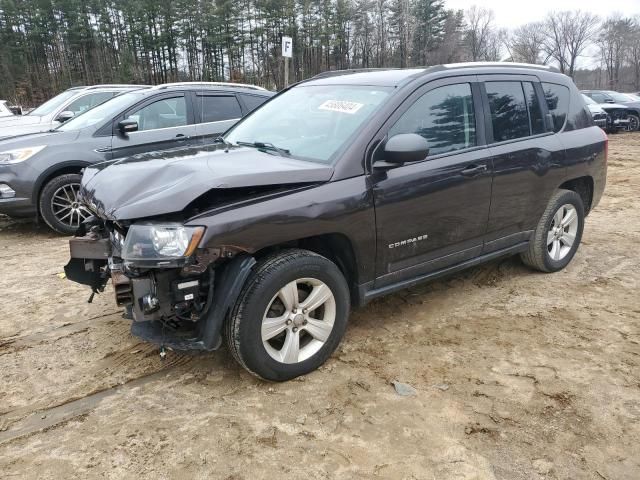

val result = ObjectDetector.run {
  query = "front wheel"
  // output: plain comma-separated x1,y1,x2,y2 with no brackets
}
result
225,249,350,381
628,114,640,132
39,173,91,235
521,189,585,273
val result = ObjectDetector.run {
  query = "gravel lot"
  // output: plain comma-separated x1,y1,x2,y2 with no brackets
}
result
0,134,638,479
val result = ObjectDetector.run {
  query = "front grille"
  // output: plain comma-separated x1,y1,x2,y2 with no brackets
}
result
593,113,607,121
607,108,628,120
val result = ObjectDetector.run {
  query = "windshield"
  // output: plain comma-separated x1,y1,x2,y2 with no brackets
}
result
225,85,392,163
608,92,635,103
582,94,597,105
57,92,146,131
29,89,79,117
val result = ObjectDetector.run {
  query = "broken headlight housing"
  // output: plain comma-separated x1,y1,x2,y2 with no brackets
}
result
121,223,205,267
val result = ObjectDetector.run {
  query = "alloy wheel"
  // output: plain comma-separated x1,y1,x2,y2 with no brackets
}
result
261,278,336,364
547,204,579,261
50,183,90,229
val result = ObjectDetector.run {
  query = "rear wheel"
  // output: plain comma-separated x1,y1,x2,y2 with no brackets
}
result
628,114,639,132
521,189,584,273
39,174,90,235
225,249,350,381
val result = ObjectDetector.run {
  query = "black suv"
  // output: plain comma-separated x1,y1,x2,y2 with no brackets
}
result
65,63,607,381
0,82,273,234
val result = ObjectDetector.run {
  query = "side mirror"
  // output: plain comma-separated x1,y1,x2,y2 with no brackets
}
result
118,119,139,135
56,110,75,123
377,133,429,167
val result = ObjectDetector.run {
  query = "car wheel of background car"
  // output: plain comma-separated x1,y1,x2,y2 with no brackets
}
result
225,249,350,381
39,173,91,235
521,189,585,273
628,114,639,131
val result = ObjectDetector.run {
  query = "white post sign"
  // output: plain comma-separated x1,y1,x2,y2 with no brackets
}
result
282,36,293,58
282,36,292,88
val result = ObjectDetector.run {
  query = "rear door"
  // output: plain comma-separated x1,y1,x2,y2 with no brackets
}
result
481,76,566,252
370,76,493,287
109,93,197,159
192,92,243,144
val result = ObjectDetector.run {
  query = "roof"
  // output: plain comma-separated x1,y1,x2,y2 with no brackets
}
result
306,62,563,87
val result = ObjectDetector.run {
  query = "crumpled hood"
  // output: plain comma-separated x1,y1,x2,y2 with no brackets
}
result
80,144,334,220
598,102,628,110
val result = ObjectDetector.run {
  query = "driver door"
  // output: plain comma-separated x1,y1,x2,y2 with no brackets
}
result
369,77,493,288
109,93,197,159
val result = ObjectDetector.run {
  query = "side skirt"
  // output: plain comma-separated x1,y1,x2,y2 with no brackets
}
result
359,241,529,305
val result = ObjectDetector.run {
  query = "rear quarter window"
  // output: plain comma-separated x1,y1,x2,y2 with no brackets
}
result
542,83,570,133
240,94,269,112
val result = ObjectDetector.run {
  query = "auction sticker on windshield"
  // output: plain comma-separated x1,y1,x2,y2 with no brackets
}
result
318,100,364,114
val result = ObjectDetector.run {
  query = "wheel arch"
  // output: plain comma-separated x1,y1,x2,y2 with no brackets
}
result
252,232,361,307
33,161,91,207
559,176,594,215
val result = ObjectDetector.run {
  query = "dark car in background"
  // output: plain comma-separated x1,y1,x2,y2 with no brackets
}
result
65,63,607,381
0,85,147,138
0,82,274,233
581,90,640,131
581,95,608,130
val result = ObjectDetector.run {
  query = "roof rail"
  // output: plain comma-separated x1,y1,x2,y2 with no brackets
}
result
311,68,404,80
86,84,151,89
156,81,267,91
439,61,560,73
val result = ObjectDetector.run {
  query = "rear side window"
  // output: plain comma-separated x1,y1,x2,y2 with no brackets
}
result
389,83,476,156
485,81,530,142
240,94,269,112
523,82,545,135
542,83,570,132
197,95,242,123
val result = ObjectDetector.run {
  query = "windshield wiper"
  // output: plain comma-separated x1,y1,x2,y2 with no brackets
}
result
236,141,290,157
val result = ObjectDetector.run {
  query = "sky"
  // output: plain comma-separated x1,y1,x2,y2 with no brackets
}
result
446,0,640,27
446,0,640,67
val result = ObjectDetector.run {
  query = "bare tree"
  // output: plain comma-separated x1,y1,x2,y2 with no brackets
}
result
506,22,547,64
464,6,497,61
627,18,640,90
598,16,634,90
542,10,600,77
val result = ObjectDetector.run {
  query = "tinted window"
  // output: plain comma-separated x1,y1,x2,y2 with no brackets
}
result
486,82,529,142
542,83,570,133
126,96,187,131
389,83,476,156
240,94,268,112
197,95,241,123
523,82,545,135
65,92,115,115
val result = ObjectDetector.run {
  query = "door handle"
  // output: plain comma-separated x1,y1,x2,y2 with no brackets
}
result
175,134,188,140
461,164,488,177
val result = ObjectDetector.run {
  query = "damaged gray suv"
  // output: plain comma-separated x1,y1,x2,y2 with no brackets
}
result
66,64,607,381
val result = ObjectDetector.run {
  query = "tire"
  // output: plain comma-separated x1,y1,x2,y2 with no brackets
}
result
521,189,585,273
628,114,639,132
225,249,350,381
39,173,90,235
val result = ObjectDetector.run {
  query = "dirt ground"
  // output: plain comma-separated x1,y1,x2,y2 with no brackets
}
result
0,134,638,480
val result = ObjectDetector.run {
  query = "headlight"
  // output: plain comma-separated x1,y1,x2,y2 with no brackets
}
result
122,223,205,263
0,145,46,164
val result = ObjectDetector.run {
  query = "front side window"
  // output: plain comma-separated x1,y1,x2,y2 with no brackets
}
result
240,94,269,112
65,92,115,116
589,92,608,104
542,83,570,133
389,83,476,156
486,81,530,142
196,95,241,123
225,85,391,164
126,96,187,131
